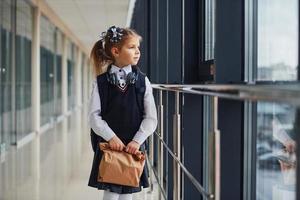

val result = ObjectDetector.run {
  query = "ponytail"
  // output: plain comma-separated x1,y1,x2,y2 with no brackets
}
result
90,39,113,76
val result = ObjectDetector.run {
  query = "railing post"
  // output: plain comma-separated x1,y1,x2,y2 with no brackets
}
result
149,127,154,192
158,90,164,199
213,96,220,200
173,91,181,200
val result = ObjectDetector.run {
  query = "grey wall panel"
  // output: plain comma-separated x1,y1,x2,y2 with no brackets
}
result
183,0,200,84
167,0,182,84
182,0,204,199
182,94,203,200
215,0,244,199
215,0,244,84
218,99,244,200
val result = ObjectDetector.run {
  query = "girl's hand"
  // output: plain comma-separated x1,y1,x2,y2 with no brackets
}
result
108,136,125,151
125,141,140,155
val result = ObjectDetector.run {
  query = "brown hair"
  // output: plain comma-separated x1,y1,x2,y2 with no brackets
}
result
90,27,142,76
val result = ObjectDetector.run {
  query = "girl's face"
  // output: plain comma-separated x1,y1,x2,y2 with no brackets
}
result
112,36,140,67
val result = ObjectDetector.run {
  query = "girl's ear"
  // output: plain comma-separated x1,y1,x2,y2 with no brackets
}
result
111,47,119,57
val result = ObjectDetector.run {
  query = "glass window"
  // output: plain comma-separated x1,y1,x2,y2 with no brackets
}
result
15,0,33,139
1,0,13,145
257,0,298,81
67,41,76,110
40,15,55,125
256,102,297,200
54,29,63,116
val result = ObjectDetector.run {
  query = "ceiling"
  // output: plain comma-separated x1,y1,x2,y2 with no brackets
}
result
44,0,131,51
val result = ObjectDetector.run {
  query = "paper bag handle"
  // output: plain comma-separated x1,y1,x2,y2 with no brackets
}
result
99,142,145,161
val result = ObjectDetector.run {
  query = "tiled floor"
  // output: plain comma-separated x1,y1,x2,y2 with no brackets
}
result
62,146,160,200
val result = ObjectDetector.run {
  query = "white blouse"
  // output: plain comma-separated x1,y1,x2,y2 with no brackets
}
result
88,65,158,145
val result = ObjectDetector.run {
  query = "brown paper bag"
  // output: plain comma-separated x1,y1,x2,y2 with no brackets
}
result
98,142,146,187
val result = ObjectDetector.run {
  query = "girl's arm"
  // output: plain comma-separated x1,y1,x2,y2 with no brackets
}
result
132,77,158,145
88,80,116,142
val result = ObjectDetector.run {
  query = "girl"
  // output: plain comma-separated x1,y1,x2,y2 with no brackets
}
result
88,26,157,200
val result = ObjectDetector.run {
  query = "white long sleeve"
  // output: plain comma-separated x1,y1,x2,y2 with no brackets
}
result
88,80,116,141
132,77,158,144
88,70,158,144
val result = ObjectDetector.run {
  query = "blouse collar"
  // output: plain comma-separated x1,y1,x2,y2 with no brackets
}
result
110,64,132,75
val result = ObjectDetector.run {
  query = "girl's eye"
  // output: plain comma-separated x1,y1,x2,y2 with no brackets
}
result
129,46,139,50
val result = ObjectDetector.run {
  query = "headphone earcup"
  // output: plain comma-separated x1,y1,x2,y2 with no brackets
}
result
126,72,138,84
107,73,119,85
113,73,118,85
126,72,133,84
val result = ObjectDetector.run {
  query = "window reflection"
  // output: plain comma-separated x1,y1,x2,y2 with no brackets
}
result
55,29,63,116
67,42,76,110
40,15,55,125
15,0,33,139
1,0,13,144
256,103,297,200
257,0,298,81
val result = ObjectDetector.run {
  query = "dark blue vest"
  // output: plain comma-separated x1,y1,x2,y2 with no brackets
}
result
90,66,146,151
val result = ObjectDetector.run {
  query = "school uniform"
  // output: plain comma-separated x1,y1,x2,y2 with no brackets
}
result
88,64,157,194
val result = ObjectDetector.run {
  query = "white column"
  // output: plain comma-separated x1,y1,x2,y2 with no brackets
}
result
61,35,69,185
83,59,89,105
75,50,82,107
88,62,93,94
62,37,68,115
31,6,41,200
74,48,82,159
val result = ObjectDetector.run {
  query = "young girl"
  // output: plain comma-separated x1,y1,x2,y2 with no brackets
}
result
88,26,157,200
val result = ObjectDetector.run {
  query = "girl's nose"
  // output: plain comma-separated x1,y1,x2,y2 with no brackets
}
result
135,48,140,55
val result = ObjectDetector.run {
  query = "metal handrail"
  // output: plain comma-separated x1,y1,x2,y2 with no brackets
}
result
150,86,220,200
146,155,168,200
150,83,300,199
154,131,214,199
152,83,300,106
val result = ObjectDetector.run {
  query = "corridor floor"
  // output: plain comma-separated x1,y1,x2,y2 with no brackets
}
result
61,145,160,200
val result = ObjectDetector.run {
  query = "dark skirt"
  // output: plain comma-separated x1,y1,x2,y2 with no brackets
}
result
88,134,150,194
